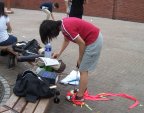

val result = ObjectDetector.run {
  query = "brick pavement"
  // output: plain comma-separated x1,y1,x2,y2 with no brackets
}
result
0,9,144,113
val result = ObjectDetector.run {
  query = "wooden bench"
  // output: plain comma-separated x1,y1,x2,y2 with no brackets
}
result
0,94,50,113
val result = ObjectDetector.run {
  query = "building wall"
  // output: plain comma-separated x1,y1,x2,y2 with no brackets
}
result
114,0,144,22
5,0,144,23
84,0,114,18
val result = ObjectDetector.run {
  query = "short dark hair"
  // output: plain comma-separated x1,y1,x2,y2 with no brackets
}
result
54,3,59,9
39,20,61,44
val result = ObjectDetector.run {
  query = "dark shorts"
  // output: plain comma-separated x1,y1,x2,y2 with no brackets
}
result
0,35,17,46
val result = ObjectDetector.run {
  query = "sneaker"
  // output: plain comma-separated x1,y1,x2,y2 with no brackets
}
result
0,50,8,56
66,89,85,106
66,89,77,102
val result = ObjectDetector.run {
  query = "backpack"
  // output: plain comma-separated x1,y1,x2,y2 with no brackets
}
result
12,39,41,56
12,39,43,62
13,70,59,103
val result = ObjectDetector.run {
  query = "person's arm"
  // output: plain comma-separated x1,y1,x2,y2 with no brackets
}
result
52,37,70,58
51,13,55,20
74,36,86,67
6,22,12,33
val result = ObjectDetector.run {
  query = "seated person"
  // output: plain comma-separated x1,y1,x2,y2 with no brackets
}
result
0,2,17,46
40,2,59,20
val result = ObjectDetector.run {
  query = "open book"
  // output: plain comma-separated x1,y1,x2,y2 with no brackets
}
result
38,57,59,66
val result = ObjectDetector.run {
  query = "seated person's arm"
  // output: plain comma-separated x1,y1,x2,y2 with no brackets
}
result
6,22,12,33
51,13,55,20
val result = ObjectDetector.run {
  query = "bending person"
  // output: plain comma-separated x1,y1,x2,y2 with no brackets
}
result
40,2,59,20
39,17,103,105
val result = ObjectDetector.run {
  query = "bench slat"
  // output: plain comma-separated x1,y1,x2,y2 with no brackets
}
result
2,94,50,113
34,99,49,113
5,94,19,108
2,110,15,113
13,97,27,113
22,100,39,113
0,106,9,112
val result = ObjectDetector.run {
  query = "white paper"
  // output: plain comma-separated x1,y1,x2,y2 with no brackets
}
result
60,70,80,85
39,57,59,66
68,81,79,85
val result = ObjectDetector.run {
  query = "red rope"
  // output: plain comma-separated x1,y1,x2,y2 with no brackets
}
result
83,90,139,109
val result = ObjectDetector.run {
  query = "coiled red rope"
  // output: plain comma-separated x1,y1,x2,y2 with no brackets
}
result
84,90,139,109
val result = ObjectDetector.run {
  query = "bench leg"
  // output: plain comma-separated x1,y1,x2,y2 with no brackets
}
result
7,54,16,68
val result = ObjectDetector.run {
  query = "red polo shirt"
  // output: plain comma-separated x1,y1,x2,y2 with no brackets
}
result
61,17,100,46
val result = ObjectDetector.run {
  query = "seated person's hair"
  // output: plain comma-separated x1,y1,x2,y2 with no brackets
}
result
54,3,59,8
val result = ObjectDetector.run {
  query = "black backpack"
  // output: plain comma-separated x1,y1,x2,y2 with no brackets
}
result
13,70,60,103
12,39,41,56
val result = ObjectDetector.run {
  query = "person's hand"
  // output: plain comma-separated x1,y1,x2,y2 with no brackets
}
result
52,52,60,59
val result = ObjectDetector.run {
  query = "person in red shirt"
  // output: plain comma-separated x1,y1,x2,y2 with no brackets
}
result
39,17,103,104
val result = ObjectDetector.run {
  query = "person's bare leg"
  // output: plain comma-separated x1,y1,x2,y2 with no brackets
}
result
77,71,88,97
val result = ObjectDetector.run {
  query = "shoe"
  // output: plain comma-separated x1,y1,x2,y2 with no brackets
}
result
66,89,85,106
0,50,8,56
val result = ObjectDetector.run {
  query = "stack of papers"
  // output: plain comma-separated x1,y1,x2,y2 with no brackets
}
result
60,70,80,85
38,57,59,66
